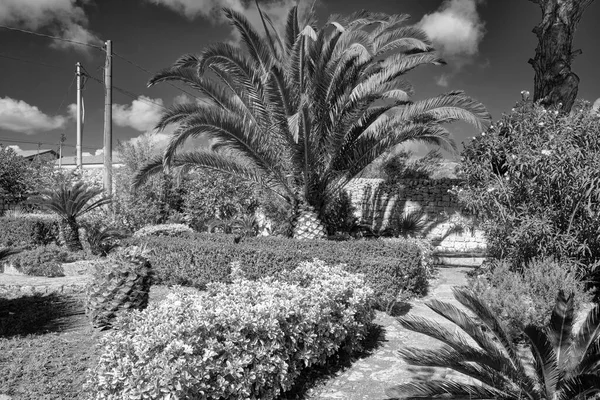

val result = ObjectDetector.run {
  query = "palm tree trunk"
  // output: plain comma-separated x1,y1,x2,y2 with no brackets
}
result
61,219,83,251
527,0,595,113
292,202,327,240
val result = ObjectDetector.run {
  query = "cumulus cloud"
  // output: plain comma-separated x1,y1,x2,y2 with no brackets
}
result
592,98,600,115
418,0,486,86
0,97,68,134
0,0,102,51
7,145,23,152
145,0,311,41
112,96,165,132
435,74,450,88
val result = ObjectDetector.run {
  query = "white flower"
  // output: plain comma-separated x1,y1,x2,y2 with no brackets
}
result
487,187,496,193
511,108,516,112
481,132,486,136
538,122,544,127
541,149,552,156
511,155,517,160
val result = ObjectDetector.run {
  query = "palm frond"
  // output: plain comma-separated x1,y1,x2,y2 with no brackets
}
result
524,325,560,398
386,379,510,400
572,304,600,373
557,374,600,400
548,290,575,371
285,5,299,54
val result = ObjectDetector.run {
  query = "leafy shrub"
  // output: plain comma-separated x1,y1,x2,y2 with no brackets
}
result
132,223,193,238
6,244,77,277
127,233,432,310
321,190,359,236
206,214,259,236
455,99,600,270
0,214,59,248
85,260,375,399
470,257,593,339
181,169,259,231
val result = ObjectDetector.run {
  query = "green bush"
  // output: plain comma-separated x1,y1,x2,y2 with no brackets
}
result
127,233,432,310
455,99,600,271
470,257,593,339
6,244,77,277
85,260,375,399
132,223,194,238
0,214,59,248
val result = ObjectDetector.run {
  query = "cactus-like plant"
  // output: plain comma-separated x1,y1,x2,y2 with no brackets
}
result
84,246,153,330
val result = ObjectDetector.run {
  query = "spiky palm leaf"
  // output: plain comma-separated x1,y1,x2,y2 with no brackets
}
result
0,247,21,263
31,182,112,251
386,289,600,400
136,5,491,239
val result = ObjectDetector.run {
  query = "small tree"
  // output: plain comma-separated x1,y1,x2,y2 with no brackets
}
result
32,182,112,251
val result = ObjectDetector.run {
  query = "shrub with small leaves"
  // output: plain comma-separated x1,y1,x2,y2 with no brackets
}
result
470,257,593,339
6,244,75,277
85,260,374,399
132,223,193,238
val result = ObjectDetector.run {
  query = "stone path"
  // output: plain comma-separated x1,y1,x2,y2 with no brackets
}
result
303,267,475,400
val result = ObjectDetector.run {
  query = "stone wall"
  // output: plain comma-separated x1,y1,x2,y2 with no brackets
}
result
345,178,486,253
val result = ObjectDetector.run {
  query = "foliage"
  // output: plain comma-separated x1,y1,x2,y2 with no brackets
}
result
30,181,112,251
85,260,375,399
135,6,491,237
0,214,60,248
0,247,20,263
207,214,259,236
181,169,260,232
384,149,446,182
0,145,56,211
5,244,77,277
470,258,593,339
82,222,129,256
455,99,600,270
132,223,193,238
112,134,184,231
321,190,359,236
127,233,432,311
387,289,600,399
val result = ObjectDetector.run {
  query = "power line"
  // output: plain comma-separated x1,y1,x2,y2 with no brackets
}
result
55,73,77,116
112,51,208,104
0,25,104,50
83,71,168,110
0,53,66,70
0,137,96,150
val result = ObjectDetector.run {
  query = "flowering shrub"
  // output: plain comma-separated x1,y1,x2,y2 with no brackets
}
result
470,257,592,340
455,99,600,271
85,260,374,399
132,223,193,238
127,233,429,310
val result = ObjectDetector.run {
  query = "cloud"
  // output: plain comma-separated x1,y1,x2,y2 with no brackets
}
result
418,0,486,86
0,0,102,51
592,98,600,115
145,0,311,41
435,74,450,87
112,96,165,132
0,97,68,134
82,151,93,157
7,145,23,152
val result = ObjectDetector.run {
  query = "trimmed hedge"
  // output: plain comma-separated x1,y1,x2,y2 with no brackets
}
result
85,260,375,399
127,233,432,310
0,214,60,249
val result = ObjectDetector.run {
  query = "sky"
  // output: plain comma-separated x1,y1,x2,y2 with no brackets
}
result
0,0,599,159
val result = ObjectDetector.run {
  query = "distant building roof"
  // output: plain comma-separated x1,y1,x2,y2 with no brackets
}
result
55,154,123,166
15,149,59,160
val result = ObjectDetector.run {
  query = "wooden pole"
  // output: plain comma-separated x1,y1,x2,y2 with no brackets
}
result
76,62,83,169
103,40,113,195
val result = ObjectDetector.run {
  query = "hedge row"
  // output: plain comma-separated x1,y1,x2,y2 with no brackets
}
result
127,233,433,310
85,260,375,399
0,214,60,249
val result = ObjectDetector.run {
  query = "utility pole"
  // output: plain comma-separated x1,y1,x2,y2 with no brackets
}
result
58,133,66,169
103,40,113,195
76,62,83,169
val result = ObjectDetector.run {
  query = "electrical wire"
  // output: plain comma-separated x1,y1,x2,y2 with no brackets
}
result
0,137,96,150
54,73,77,116
0,53,66,70
0,25,104,50
112,51,208,104
83,71,168,110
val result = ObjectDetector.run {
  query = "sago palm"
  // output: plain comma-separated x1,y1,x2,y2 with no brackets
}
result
386,289,600,399
32,182,112,251
134,6,491,239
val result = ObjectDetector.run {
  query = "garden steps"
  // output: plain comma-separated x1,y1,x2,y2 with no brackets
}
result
302,266,476,400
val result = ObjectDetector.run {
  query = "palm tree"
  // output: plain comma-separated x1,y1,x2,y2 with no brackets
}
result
0,247,20,263
386,289,600,399
134,6,491,239
32,182,112,251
